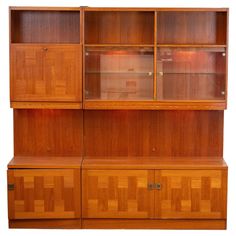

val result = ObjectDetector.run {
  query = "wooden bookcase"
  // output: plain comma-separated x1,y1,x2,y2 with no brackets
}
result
8,7,228,230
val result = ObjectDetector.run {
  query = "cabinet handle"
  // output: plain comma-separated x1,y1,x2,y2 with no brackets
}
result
8,184,14,191
147,183,154,190
155,183,161,190
147,183,161,190
43,48,48,51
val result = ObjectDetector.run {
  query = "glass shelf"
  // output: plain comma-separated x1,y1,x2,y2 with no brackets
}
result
85,47,154,100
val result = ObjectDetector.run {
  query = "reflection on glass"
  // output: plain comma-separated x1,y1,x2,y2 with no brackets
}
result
156,48,226,100
85,47,154,100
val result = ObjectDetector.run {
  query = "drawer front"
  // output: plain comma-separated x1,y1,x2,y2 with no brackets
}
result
8,169,80,219
82,170,155,218
155,169,227,219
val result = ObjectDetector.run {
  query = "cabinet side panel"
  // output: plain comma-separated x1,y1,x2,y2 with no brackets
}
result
84,110,223,157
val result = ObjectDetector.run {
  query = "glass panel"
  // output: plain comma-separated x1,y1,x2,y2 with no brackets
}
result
156,48,226,100
85,47,154,100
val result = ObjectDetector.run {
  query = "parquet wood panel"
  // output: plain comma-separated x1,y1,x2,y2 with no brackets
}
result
11,44,82,102
82,170,155,218
155,170,227,219
8,169,80,219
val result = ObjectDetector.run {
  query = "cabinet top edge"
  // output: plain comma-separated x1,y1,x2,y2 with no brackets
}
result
9,6,82,11
9,6,229,12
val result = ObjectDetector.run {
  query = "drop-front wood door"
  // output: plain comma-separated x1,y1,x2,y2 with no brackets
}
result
82,170,155,218
8,169,80,219
11,44,82,102
155,170,227,219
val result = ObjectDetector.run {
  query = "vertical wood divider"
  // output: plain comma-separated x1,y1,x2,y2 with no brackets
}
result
154,11,157,99
81,7,86,105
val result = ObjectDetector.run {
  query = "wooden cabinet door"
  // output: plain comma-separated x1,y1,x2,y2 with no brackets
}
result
82,170,155,218
155,170,227,219
11,44,82,102
8,169,80,219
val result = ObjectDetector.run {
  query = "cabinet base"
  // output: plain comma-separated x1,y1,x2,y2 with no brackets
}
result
9,219,226,229
83,219,226,230
9,219,81,229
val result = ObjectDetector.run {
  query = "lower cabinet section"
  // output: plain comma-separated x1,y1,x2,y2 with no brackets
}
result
7,169,80,220
8,167,227,229
82,169,227,220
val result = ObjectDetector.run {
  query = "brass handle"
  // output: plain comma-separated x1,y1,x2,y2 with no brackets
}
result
155,183,161,190
147,183,161,190
43,48,48,51
147,183,154,190
8,184,14,191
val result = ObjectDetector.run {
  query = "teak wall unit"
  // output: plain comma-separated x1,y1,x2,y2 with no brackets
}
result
8,7,228,229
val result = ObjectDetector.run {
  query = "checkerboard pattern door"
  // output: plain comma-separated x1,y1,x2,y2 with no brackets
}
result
155,170,227,219
8,169,80,219
82,170,155,218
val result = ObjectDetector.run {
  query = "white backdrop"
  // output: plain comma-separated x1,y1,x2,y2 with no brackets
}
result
0,0,235,235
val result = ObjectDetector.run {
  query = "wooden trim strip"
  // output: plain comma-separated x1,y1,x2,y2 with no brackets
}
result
9,219,81,229
11,102,82,109
82,219,226,229
83,101,226,110
10,7,81,11
83,7,228,12
9,219,226,229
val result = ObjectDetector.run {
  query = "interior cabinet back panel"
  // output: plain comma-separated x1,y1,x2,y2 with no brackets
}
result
84,110,223,157
11,11,81,43
14,110,83,156
157,12,227,44
85,11,154,44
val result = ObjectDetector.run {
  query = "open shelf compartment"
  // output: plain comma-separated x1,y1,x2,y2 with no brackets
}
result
11,9,81,43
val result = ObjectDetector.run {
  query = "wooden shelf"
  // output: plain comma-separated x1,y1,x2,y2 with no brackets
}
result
82,157,227,170
83,100,226,110
8,156,227,170
11,102,82,109
8,157,82,169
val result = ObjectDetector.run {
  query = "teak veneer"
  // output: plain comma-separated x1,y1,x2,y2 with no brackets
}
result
8,7,228,230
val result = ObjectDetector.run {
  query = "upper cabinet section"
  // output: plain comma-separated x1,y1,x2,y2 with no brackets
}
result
11,9,81,44
156,11,227,46
83,8,228,110
10,7,228,110
85,11,154,45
